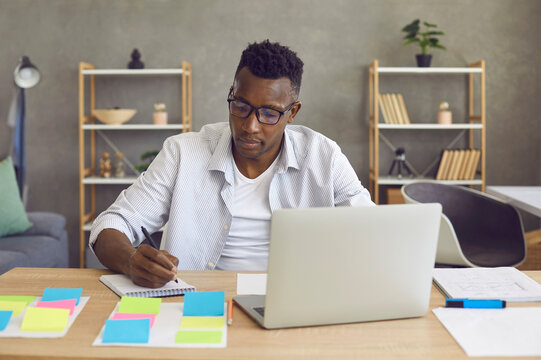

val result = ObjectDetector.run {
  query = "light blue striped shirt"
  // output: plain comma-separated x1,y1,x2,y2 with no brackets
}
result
89,122,374,270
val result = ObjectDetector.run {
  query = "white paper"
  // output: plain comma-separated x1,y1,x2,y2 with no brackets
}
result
433,307,541,356
92,302,227,348
433,267,541,301
236,274,267,295
0,296,89,338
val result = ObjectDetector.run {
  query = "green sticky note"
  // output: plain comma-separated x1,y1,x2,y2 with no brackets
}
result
180,316,225,329
175,330,223,344
0,300,28,317
0,296,36,306
118,297,161,314
20,307,70,332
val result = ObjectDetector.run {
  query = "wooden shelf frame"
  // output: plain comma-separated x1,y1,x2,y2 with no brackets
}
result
78,61,192,267
368,60,486,204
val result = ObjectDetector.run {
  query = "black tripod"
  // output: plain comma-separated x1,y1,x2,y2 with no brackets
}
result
388,147,412,179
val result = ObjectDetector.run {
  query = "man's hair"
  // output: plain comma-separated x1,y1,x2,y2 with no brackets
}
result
235,40,304,98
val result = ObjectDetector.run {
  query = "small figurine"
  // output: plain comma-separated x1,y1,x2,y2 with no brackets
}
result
153,101,168,125
113,152,126,178
99,152,112,178
128,49,145,69
438,101,452,124
388,147,413,179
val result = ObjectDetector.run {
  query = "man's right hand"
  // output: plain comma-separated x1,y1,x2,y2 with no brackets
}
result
127,244,179,288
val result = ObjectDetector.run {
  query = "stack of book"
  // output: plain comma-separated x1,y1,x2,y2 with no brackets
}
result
378,93,410,124
435,149,481,180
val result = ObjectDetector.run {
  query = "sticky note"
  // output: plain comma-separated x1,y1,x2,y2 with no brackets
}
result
183,291,224,316
175,330,223,344
41,288,83,305
20,307,70,332
0,295,36,305
111,312,156,328
36,299,77,315
0,311,13,331
180,316,225,329
0,300,28,316
118,297,161,314
102,319,150,343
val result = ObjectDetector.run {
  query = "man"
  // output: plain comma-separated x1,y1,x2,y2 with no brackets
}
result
90,40,374,288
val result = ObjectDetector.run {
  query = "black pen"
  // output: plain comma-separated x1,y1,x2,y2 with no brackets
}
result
141,226,178,283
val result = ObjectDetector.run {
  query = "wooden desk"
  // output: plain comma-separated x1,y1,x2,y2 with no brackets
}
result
0,268,539,360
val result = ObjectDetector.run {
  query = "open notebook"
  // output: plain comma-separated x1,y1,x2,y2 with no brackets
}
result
100,274,196,297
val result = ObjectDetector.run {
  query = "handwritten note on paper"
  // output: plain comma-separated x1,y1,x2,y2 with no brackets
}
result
111,313,156,328
237,274,267,295
180,316,225,329
433,307,541,356
102,319,150,343
183,291,224,316
175,330,223,344
118,297,161,314
0,311,13,331
0,301,28,317
0,296,36,305
20,307,70,332
36,299,77,315
41,288,83,305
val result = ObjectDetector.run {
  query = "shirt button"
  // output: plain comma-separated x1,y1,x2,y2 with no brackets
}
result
224,225,229,230
207,261,215,269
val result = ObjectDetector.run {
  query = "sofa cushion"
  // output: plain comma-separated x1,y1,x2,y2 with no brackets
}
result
23,212,66,239
0,234,66,269
0,157,32,237
0,250,31,274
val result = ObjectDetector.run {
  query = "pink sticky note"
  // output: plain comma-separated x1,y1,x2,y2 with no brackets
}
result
111,312,156,328
36,299,77,315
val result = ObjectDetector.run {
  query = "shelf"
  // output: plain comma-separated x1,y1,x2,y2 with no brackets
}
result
82,124,186,130
82,176,138,185
377,67,482,74
377,124,483,130
377,177,483,186
82,69,186,75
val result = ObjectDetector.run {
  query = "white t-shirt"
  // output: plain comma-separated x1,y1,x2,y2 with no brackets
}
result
215,156,279,271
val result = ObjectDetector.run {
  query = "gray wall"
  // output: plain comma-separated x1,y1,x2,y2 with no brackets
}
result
1,0,540,267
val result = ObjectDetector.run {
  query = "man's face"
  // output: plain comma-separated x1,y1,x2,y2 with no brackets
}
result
229,67,301,167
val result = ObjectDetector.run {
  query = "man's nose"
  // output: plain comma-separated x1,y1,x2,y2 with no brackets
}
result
241,110,261,132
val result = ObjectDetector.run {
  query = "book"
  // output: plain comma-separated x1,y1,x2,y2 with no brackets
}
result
435,150,450,180
457,149,472,180
397,94,411,124
443,150,457,180
451,150,466,180
468,150,481,180
390,94,404,124
378,93,391,124
100,274,196,298
383,94,398,124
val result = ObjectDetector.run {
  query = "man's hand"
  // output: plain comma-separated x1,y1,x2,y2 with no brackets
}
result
128,245,179,288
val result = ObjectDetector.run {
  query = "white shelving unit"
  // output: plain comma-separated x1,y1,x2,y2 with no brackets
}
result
78,62,192,267
368,60,486,204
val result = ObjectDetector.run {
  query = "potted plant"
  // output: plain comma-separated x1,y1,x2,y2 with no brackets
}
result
401,19,446,67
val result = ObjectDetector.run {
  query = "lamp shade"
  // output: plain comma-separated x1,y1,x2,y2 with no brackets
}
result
14,56,40,88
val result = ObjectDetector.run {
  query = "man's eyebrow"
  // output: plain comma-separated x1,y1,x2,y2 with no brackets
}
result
232,95,286,111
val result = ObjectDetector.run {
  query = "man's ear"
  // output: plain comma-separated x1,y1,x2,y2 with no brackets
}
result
287,102,302,123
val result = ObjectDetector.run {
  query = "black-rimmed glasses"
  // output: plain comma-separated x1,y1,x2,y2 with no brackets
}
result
227,98,297,125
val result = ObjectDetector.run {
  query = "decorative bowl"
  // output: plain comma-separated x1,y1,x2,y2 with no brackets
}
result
94,109,136,125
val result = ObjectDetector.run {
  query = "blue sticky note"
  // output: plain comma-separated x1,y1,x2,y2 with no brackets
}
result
183,291,224,316
41,288,83,305
102,319,150,343
0,310,13,331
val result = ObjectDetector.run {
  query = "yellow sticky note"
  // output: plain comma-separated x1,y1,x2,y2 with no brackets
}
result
118,297,161,314
20,307,70,332
0,300,28,317
180,316,225,329
175,330,223,344
0,295,36,306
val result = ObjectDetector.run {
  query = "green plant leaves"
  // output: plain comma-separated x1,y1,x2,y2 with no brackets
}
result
401,19,445,52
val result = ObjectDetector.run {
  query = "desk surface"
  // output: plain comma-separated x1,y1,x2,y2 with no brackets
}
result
0,268,540,360
487,186,541,217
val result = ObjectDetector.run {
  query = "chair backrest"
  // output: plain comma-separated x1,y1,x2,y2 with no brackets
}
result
402,182,526,267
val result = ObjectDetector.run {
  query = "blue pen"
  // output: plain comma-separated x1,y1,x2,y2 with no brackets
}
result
446,298,506,309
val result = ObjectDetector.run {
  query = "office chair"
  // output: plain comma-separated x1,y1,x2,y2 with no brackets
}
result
401,182,526,267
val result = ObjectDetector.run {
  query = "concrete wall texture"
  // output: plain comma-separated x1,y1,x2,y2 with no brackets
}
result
0,0,539,267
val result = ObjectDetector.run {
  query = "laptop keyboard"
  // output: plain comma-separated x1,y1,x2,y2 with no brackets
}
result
253,306,265,317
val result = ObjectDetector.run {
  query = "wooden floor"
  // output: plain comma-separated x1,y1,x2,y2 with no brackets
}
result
517,229,541,270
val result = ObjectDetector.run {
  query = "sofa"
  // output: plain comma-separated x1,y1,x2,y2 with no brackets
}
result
0,212,68,275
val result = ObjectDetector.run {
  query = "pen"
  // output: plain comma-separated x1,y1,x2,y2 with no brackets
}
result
445,298,506,309
141,226,178,283
227,299,233,326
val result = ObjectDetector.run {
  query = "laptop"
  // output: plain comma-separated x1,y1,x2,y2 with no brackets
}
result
233,203,442,329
